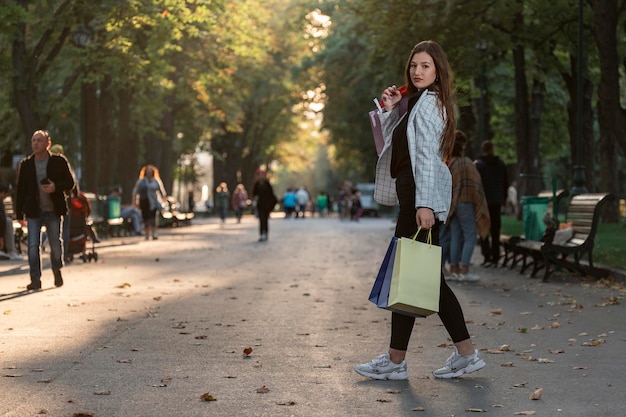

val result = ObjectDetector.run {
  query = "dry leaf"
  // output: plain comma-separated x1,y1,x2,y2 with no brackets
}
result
487,349,506,354
3,310,11,315
94,391,111,395
256,385,270,394
513,382,528,387
73,413,94,417
243,347,253,356
276,401,297,406
466,408,487,412
531,325,544,330
153,296,162,301
194,335,208,339
386,389,402,394
491,309,503,315
499,344,511,351
376,399,391,403
573,366,587,370
37,379,52,383
200,393,217,401
500,362,515,367
117,359,132,363
537,358,554,363
116,283,131,288
549,349,564,354
529,388,543,400
514,411,536,415
550,322,561,328
412,406,425,411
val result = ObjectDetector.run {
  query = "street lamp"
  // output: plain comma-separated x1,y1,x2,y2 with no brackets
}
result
570,0,587,196
71,25,92,189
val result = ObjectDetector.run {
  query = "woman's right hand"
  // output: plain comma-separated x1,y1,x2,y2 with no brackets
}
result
381,85,402,111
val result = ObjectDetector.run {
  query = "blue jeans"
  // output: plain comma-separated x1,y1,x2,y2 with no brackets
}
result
27,212,63,283
450,203,477,267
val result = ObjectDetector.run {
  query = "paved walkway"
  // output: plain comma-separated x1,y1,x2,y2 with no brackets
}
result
1,215,625,417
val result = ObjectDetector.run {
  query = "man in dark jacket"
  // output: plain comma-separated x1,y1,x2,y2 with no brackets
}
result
16,130,75,290
475,140,508,267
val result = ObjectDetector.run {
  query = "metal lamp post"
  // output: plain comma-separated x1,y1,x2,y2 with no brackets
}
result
72,26,92,189
571,0,587,196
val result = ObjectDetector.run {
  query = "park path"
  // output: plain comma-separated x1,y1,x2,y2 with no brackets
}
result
1,214,625,417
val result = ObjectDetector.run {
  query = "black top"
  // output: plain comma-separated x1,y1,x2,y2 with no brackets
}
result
390,94,421,179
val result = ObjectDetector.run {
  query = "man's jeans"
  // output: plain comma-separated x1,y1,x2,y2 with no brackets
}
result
450,202,477,267
27,212,63,283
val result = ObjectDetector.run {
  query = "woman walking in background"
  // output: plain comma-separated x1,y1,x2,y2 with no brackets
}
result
132,164,167,240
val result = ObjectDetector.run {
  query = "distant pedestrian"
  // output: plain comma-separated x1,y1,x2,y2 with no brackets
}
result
15,130,75,290
231,184,248,223
215,182,230,223
475,140,508,267
316,192,329,217
132,164,167,240
282,188,297,219
355,40,485,381
506,180,518,217
296,186,310,218
252,169,277,242
445,131,490,282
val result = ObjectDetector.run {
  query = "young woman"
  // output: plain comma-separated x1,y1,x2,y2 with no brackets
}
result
355,40,485,380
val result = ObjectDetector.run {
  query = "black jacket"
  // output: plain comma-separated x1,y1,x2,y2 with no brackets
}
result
15,152,75,219
475,154,508,205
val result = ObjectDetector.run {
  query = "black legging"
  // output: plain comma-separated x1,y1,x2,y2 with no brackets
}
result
258,208,270,236
390,172,470,350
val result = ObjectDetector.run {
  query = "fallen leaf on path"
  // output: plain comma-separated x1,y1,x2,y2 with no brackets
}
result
376,399,391,403
37,379,52,383
243,347,253,356
412,406,425,411
3,310,11,315
276,401,296,406
487,349,506,354
73,413,94,417
549,349,564,354
514,411,536,415
573,366,587,370
550,322,561,328
466,408,487,412
386,389,402,394
537,358,554,363
518,328,528,333
117,359,132,363
194,335,207,339
256,385,270,394
531,325,544,330
116,283,131,288
490,309,502,315
583,338,606,346
153,296,162,301
513,382,528,387
500,362,515,367
529,388,542,400
94,391,111,395
200,393,216,401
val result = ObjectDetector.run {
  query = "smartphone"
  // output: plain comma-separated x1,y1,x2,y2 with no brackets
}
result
40,178,50,185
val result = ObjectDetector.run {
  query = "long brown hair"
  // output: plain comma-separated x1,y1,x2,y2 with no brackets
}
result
404,40,455,162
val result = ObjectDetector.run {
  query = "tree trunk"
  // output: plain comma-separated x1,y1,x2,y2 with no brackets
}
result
588,0,623,222
117,87,138,203
512,43,532,197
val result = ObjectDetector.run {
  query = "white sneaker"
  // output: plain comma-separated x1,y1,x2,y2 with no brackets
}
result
433,347,485,379
8,252,24,260
456,272,480,282
354,353,408,380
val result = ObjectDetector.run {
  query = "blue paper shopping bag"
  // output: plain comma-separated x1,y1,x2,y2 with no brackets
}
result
368,237,398,308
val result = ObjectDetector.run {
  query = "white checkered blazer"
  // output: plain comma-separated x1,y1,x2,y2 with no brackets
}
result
373,90,452,222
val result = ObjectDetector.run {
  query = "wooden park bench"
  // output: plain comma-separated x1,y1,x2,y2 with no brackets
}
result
508,193,614,281
500,189,569,268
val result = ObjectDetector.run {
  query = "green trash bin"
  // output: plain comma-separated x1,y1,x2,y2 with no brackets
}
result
108,196,121,219
520,196,550,241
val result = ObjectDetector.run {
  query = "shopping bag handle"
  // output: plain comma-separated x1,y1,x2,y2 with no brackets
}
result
411,227,432,246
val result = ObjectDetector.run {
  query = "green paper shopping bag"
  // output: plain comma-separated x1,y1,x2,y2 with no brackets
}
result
387,228,441,317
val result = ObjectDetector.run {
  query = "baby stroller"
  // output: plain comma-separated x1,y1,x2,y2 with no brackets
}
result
67,192,98,262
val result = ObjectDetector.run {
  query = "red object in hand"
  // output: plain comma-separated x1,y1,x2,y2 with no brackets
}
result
398,85,408,96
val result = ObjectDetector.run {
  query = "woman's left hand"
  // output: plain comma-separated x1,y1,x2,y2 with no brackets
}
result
416,207,435,230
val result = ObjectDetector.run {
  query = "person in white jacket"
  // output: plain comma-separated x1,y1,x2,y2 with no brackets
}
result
355,40,485,381
295,186,309,218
